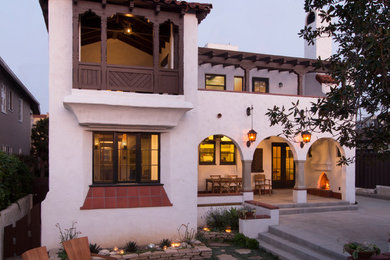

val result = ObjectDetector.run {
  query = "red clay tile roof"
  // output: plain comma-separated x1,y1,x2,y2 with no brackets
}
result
316,74,338,84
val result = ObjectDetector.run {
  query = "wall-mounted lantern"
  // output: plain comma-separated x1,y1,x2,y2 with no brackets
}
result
246,105,257,147
300,130,312,148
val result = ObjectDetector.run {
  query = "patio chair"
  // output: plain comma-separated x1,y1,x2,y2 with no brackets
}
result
22,246,49,260
254,174,272,196
226,175,239,192
63,237,116,260
210,175,222,193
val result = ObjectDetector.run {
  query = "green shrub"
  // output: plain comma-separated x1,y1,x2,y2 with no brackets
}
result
246,238,259,249
0,151,33,210
159,238,171,248
125,241,138,253
89,243,102,254
205,207,239,231
233,233,247,247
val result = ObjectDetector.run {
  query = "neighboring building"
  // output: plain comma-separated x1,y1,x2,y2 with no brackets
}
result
32,113,49,125
39,1,355,249
0,57,40,155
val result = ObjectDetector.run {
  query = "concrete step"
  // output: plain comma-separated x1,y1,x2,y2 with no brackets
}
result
279,204,358,215
276,200,350,208
268,226,346,260
256,239,302,260
258,232,336,260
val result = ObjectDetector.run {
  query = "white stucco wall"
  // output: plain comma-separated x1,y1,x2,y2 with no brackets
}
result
42,0,201,249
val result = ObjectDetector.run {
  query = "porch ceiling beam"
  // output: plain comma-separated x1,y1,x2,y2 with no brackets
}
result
198,55,325,73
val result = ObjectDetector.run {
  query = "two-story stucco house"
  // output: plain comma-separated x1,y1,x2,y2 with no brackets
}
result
0,57,40,155
39,0,355,249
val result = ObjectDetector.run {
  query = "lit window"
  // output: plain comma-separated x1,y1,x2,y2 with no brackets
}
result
199,135,215,164
234,76,243,92
252,77,269,93
1,84,6,114
220,136,236,165
93,132,160,184
205,74,225,90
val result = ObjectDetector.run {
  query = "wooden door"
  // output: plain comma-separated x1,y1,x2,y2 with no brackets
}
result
272,143,295,188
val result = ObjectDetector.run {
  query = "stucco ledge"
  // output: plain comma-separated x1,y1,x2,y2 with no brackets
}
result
63,89,193,130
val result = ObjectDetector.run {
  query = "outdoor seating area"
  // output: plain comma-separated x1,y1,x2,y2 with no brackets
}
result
254,174,272,196
205,175,242,193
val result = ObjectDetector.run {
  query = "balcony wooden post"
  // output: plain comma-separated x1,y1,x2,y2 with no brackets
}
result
153,22,160,93
101,15,107,90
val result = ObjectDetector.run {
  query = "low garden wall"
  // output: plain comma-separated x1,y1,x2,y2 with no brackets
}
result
0,194,33,260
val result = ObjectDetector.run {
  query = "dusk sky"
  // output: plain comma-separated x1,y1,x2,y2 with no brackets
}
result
0,0,306,114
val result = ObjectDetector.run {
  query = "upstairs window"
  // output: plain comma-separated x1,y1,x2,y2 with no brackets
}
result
8,90,13,111
199,135,215,164
234,76,243,92
93,132,159,184
18,98,23,122
205,74,225,90
1,84,6,114
252,77,269,93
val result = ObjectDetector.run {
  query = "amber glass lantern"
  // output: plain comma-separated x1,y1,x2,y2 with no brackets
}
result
301,131,311,143
246,129,257,147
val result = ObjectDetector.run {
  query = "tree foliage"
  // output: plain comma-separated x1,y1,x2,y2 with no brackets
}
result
31,118,49,178
266,0,390,157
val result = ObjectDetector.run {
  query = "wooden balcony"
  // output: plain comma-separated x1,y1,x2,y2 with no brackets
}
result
76,63,180,94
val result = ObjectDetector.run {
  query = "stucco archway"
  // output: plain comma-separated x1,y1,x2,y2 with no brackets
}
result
197,134,244,193
304,138,346,199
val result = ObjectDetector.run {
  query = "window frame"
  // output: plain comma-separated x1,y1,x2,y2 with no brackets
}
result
219,140,236,165
252,77,269,93
205,74,226,91
199,138,216,165
92,132,161,185
8,90,13,111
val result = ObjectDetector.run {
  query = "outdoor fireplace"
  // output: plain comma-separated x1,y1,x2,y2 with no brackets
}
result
318,172,330,190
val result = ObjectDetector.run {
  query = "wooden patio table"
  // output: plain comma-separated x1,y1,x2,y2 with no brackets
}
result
205,177,242,193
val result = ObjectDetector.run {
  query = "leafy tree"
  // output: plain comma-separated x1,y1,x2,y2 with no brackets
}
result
31,118,49,177
266,0,390,161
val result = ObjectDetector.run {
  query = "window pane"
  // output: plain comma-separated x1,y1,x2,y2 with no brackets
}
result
80,12,101,63
253,78,268,93
206,74,225,90
93,133,114,183
234,77,243,92
140,134,159,182
107,14,153,67
220,143,235,164
199,139,215,164
117,133,137,182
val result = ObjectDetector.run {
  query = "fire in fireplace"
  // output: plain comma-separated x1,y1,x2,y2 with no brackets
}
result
318,172,330,190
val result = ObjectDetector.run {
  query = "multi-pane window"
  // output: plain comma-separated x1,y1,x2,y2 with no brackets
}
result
220,136,235,164
18,99,23,122
205,74,225,90
234,76,243,92
93,132,159,184
199,135,215,164
252,77,269,93
1,84,6,114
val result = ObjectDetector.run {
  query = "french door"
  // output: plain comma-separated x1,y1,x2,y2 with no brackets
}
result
272,143,295,188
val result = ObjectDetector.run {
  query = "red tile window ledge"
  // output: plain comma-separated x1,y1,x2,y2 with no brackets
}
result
81,185,172,210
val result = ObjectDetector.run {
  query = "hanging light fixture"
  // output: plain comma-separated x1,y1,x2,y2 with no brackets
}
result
123,24,132,35
246,105,257,147
300,130,312,148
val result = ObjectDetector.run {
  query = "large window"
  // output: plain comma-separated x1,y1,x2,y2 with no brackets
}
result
220,136,236,164
1,84,6,114
252,77,269,93
205,74,225,90
93,132,159,184
199,136,215,164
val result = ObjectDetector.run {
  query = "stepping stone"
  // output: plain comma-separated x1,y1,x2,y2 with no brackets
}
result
217,254,237,260
235,249,251,254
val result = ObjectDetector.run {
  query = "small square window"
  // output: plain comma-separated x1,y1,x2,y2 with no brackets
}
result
205,74,225,90
220,142,236,165
252,77,269,93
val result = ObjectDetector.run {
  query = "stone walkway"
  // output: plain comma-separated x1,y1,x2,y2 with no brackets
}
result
208,242,277,260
